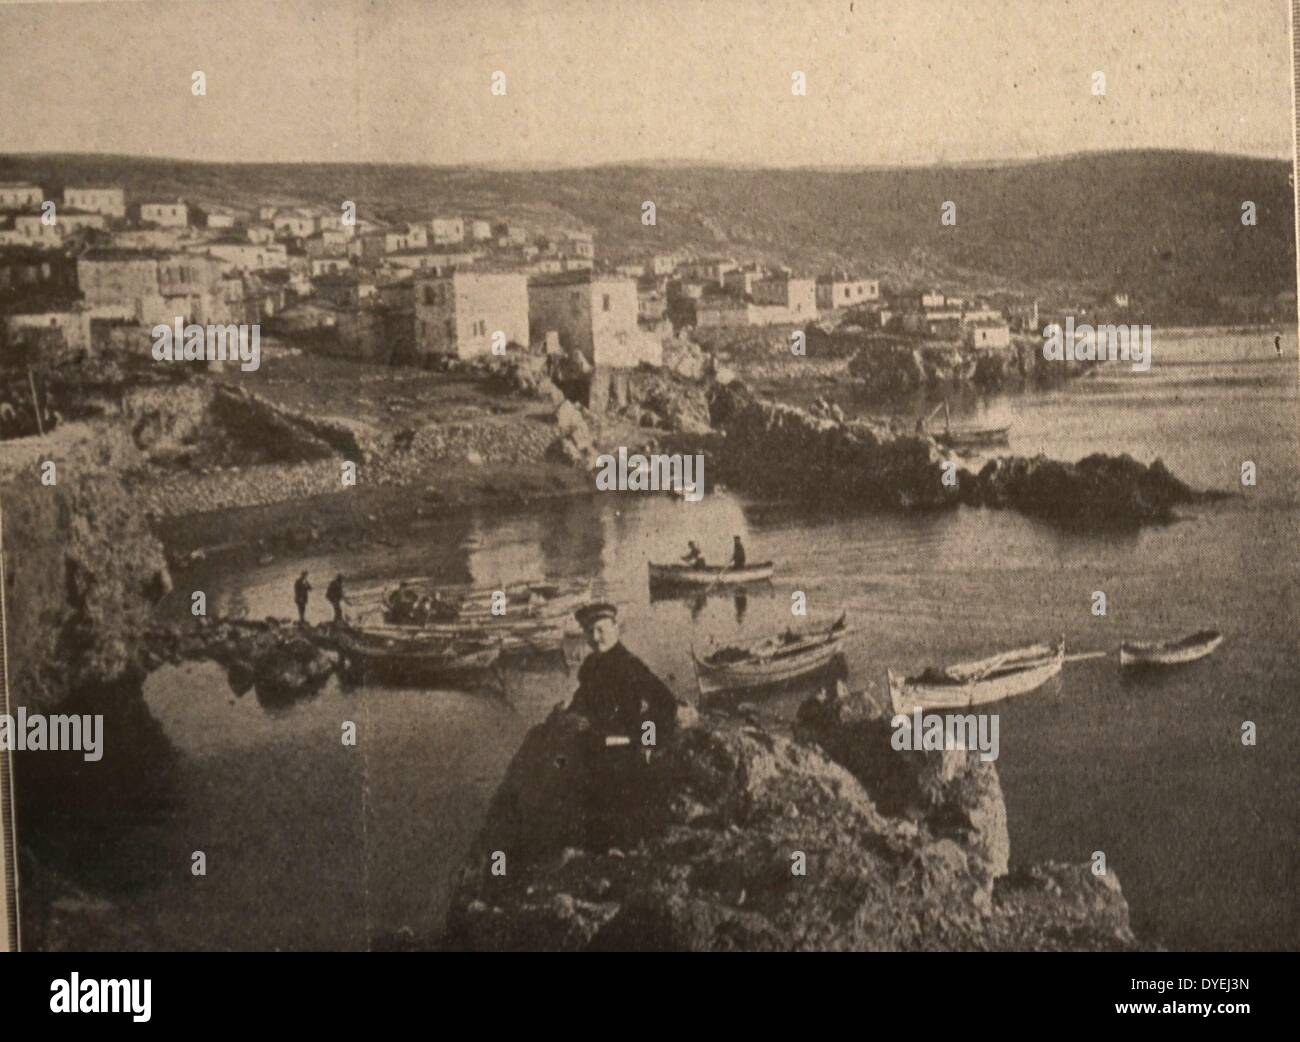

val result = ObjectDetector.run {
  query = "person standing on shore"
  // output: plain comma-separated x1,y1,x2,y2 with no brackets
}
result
293,571,311,624
326,573,347,626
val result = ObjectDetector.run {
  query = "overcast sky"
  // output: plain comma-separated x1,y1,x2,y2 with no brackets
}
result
0,0,1292,167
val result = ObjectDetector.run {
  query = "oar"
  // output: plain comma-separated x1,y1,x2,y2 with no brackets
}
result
1063,651,1109,663
701,562,734,596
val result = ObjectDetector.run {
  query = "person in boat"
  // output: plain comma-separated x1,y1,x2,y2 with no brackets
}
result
386,582,418,622
293,571,311,624
682,541,706,569
326,573,347,625
730,535,746,569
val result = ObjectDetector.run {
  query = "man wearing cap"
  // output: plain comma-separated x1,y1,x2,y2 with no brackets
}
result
569,602,680,848
569,602,679,743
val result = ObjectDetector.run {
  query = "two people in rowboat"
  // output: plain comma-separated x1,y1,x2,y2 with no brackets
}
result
681,535,746,571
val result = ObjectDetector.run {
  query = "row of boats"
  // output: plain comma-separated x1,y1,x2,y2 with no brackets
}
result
335,562,1224,711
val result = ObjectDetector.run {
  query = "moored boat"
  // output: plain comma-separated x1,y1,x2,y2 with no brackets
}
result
933,424,1011,449
648,560,775,589
692,616,850,694
1120,629,1223,668
888,637,1065,715
336,626,501,685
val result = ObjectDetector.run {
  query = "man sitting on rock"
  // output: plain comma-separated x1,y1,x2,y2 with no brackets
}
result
568,602,681,849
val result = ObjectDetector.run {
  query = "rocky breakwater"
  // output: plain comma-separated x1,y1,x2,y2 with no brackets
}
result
708,381,953,508
845,334,1091,397
445,682,1139,951
142,617,339,705
708,383,1203,525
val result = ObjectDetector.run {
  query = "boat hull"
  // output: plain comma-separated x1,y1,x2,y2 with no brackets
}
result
336,628,500,685
648,561,775,589
1120,630,1222,668
694,636,846,694
888,639,1065,715
935,425,1011,448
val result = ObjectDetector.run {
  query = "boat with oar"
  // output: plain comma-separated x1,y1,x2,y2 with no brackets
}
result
1120,629,1223,669
335,626,502,687
692,615,851,695
648,560,775,591
888,637,1065,714
919,401,1011,450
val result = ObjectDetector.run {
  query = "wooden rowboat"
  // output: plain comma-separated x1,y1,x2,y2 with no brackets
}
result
1120,629,1222,668
692,617,850,694
888,637,1065,715
933,424,1011,449
648,560,775,589
336,626,501,685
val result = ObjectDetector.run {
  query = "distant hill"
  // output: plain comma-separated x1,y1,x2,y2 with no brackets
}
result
2,150,1293,316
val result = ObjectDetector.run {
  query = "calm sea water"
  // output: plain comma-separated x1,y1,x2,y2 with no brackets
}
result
54,329,1298,950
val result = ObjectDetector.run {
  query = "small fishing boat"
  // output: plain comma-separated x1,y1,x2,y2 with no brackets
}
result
358,577,590,627
933,424,1012,449
888,637,1065,715
1120,629,1223,668
919,401,1011,449
648,560,775,589
336,626,501,685
692,616,850,694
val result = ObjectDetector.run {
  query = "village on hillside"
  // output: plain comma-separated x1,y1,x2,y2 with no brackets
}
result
0,176,1087,430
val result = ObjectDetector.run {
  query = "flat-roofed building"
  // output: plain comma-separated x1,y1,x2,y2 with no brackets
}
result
414,269,529,359
64,186,126,219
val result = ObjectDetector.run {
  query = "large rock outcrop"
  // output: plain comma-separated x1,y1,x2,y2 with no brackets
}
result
445,684,1139,951
708,382,956,509
708,383,1202,525
2,471,171,713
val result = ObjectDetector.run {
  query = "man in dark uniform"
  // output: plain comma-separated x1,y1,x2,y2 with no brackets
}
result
568,602,679,849
293,571,311,624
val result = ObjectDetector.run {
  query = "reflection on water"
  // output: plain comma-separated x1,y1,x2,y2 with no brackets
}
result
67,330,1300,950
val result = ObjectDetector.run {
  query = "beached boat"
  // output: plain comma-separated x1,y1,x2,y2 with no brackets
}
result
336,626,501,684
1120,629,1222,668
647,560,775,589
692,617,851,694
888,637,1065,715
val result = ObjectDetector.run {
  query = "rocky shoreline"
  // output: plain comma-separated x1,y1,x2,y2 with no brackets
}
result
707,382,1208,526
445,682,1140,951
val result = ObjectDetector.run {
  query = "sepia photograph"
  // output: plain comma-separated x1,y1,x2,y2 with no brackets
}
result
0,0,1295,974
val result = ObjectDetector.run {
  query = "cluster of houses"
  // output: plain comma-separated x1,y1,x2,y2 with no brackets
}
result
1,178,1038,390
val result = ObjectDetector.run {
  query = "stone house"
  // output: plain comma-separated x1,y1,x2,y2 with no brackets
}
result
413,270,529,360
